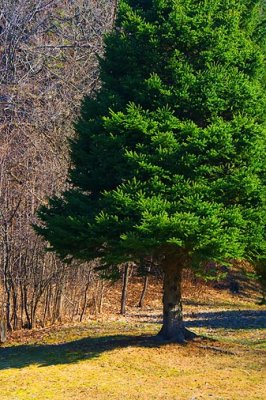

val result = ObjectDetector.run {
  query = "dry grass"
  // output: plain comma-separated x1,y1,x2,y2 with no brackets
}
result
1,311,265,399
0,276,265,400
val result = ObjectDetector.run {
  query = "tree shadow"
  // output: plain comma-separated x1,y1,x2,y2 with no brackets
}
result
1,310,265,371
0,334,163,371
129,309,266,330
186,309,266,330
184,299,245,308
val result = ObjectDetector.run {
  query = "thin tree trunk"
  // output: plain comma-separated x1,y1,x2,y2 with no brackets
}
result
23,286,31,329
98,280,105,314
80,272,91,322
120,264,129,315
43,285,51,326
20,282,24,328
138,274,149,308
53,286,63,323
3,228,12,332
0,320,7,343
11,285,18,330
158,254,196,342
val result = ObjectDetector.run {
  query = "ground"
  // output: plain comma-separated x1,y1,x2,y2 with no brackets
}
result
0,276,265,400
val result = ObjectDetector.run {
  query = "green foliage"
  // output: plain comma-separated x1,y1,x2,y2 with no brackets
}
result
36,0,266,271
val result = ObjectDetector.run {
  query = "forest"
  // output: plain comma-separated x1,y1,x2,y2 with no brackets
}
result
0,0,117,332
0,1,265,399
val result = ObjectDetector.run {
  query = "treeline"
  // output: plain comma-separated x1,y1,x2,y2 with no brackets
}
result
1,1,265,340
0,0,116,332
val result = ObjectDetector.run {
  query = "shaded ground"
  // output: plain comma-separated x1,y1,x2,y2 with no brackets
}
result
186,309,266,330
0,299,265,400
1,270,266,400
1,310,265,371
129,309,266,330
0,333,157,370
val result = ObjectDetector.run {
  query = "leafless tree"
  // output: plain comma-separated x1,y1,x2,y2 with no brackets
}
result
0,0,115,332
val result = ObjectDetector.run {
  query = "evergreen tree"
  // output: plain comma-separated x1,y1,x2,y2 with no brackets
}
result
36,0,266,341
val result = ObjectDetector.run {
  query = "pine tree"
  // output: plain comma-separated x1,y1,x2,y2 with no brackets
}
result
36,0,266,341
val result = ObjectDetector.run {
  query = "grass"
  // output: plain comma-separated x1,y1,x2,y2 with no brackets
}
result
1,303,265,400
0,278,265,400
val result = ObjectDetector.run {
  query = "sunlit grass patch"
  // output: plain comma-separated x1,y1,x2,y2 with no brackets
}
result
0,314,265,400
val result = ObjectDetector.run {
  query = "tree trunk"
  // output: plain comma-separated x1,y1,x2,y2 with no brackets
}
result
80,273,91,322
158,254,196,342
98,280,105,314
138,274,149,308
0,320,7,343
120,264,129,315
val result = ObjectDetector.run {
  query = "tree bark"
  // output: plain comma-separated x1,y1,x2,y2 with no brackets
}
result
0,320,7,343
120,264,129,315
80,271,92,322
98,280,105,314
138,273,149,308
158,254,196,342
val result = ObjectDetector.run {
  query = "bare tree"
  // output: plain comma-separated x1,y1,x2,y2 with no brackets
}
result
0,0,115,332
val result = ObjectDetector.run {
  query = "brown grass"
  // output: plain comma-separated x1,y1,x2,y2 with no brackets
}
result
1,272,265,400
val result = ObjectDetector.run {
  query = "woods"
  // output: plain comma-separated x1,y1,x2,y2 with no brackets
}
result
0,2,265,400
36,0,265,341
0,0,115,332
0,0,264,342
